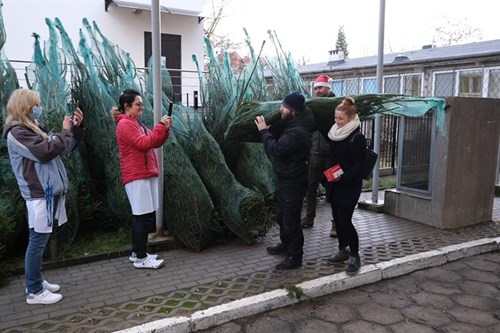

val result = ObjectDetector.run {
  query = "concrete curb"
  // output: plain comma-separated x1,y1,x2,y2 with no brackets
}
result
114,237,500,333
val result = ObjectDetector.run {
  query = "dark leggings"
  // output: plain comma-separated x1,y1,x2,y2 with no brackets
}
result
331,203,359,255
132,212,155,259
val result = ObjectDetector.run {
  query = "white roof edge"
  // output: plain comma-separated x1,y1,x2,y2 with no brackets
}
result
112,0,207,17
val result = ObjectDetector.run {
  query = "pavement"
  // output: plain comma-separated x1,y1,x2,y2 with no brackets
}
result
0,191,499,332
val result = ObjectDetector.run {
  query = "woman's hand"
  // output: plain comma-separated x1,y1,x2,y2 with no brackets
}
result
160,115,173,129
72,108,83,127
63,116,72,130
254,115,269,131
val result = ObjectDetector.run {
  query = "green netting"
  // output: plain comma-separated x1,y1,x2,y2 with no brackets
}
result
27,21,84,256
193,35,276,198
59,20,132,224
161,131,216,251
172,105,270,244
226,94,447,142
264,30,308,99
142,62,219,250
0,0,22,279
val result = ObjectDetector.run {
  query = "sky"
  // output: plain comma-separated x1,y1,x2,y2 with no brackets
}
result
208,0,500,64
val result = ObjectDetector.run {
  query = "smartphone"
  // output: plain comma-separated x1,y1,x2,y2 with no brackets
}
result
168,102,173,116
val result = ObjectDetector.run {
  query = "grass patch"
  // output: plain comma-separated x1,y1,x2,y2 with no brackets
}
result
60,228,131,260
363,175,396,190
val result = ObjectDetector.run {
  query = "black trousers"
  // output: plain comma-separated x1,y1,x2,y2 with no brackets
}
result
276,178,307,257
331,202,359,255
131,212,155,259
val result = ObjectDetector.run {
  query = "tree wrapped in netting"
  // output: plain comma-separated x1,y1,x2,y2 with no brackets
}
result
264,30,308,100
25,20,85,257
160,130,217,251
0,0,22,284
193,33,276,198
172,104,271,244
143,67,218,251
226,94,447,143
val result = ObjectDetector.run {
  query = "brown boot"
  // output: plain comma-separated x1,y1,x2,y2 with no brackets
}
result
330,226,337,238
301,216,314,228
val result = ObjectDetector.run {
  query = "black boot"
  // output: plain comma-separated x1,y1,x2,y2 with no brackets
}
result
327,249,350,264
275,256,302,270
266,243,287,255
346,254,361,275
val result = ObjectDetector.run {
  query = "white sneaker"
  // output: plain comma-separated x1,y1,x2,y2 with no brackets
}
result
43,280,61,292
26,289,63,305
133,256,164,269
25,280,61,293
128,252,158,263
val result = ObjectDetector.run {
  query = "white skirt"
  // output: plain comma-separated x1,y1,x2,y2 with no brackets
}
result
125,177,159,215
26,196,68,233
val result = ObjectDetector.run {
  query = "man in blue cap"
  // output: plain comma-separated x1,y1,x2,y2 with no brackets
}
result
255,92,315,270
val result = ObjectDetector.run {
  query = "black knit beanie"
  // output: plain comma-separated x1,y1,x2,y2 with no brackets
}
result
282,91,305,114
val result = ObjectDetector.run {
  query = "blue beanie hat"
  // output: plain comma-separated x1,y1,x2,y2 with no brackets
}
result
283,91,305,114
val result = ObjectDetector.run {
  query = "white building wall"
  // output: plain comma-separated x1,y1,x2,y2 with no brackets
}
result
1,0,204,105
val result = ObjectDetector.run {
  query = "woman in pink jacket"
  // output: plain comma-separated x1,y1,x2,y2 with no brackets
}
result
114,89,172,269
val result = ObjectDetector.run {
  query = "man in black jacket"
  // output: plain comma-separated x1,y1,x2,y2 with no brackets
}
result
255,92,315,270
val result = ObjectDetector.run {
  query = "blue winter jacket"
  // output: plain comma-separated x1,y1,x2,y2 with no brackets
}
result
2,121,83,200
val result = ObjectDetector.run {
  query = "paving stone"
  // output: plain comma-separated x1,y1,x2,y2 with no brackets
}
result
389,321,435,333
409,291,456,309
447,306,499,327
367,290,413,308
1,196,499,332
357,303,404,325
452,294,497,311
341,320,390,333
438,322,484,333
312,302,357,324
294,317,341,333
401,305,452,327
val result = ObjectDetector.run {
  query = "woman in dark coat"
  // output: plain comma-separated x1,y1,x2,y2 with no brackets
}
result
326,96,366,275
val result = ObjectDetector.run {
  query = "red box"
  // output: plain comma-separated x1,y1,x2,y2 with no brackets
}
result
323,164,343,182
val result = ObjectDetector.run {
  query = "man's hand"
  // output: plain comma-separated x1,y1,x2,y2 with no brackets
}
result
254,115,269,131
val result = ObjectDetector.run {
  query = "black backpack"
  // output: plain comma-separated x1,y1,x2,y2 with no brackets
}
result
350,132,379,180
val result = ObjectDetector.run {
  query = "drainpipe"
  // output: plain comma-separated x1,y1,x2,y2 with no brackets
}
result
371,0,385,204
152,0,165,238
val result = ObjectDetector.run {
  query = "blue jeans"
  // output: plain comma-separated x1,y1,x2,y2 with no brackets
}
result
25,228,51,294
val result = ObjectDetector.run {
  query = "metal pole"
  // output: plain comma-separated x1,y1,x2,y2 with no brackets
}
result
371,0,385,204
151,0,165,237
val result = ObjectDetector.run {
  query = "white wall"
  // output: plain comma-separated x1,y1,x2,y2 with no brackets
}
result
1,0,204,104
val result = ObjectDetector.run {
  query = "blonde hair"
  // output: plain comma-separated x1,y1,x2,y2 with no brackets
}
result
335,96,357,118
5,89,47,139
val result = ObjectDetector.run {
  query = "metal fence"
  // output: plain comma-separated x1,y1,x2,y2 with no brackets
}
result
8,59,202,108
308,64,500,177
308,65,500,99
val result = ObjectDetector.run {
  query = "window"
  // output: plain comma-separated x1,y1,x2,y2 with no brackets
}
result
362,78,377,93
332,80,343,96
458,70,482,97
397,111,435,194
434,72,454,97
345,79,359,95
384,76,400,93
402,74,422,96
487,69,500,98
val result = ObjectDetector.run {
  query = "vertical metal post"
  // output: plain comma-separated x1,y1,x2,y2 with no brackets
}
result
152,0,165,237
371,0,385,204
